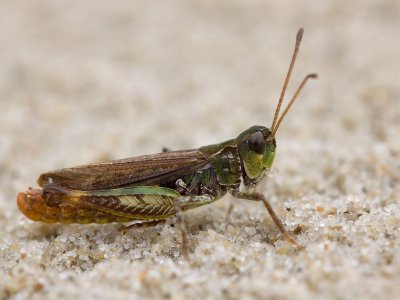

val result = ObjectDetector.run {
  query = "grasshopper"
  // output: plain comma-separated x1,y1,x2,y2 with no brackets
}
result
17,28,316,259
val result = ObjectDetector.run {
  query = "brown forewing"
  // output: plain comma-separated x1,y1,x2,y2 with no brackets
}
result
37,149,210,190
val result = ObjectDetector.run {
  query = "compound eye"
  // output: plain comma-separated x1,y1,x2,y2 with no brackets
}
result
248,131,266,154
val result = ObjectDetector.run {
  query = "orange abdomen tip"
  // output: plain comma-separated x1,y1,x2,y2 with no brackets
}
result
17,188,58,223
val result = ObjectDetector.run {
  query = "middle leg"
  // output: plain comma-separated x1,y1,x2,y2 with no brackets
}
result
173,194,217,261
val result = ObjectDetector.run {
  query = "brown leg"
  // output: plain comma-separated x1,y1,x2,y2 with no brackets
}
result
171,195,215,261
225,203,234,223
173,200,190,261
233,192,302,250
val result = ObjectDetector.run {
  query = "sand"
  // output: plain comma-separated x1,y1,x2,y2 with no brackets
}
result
1,1,399,299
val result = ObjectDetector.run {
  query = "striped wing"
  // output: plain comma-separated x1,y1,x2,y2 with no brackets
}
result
38,149,209,190
44,185,180,220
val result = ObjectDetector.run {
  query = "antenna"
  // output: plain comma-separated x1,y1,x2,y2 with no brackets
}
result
272,73,317,135
271,28,304,132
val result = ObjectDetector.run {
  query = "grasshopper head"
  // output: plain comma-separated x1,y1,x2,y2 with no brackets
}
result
236,126,276,182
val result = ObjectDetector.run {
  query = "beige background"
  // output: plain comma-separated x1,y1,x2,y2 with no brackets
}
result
1,1,399,299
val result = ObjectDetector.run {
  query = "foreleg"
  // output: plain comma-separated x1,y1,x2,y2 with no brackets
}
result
232,191,302,249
